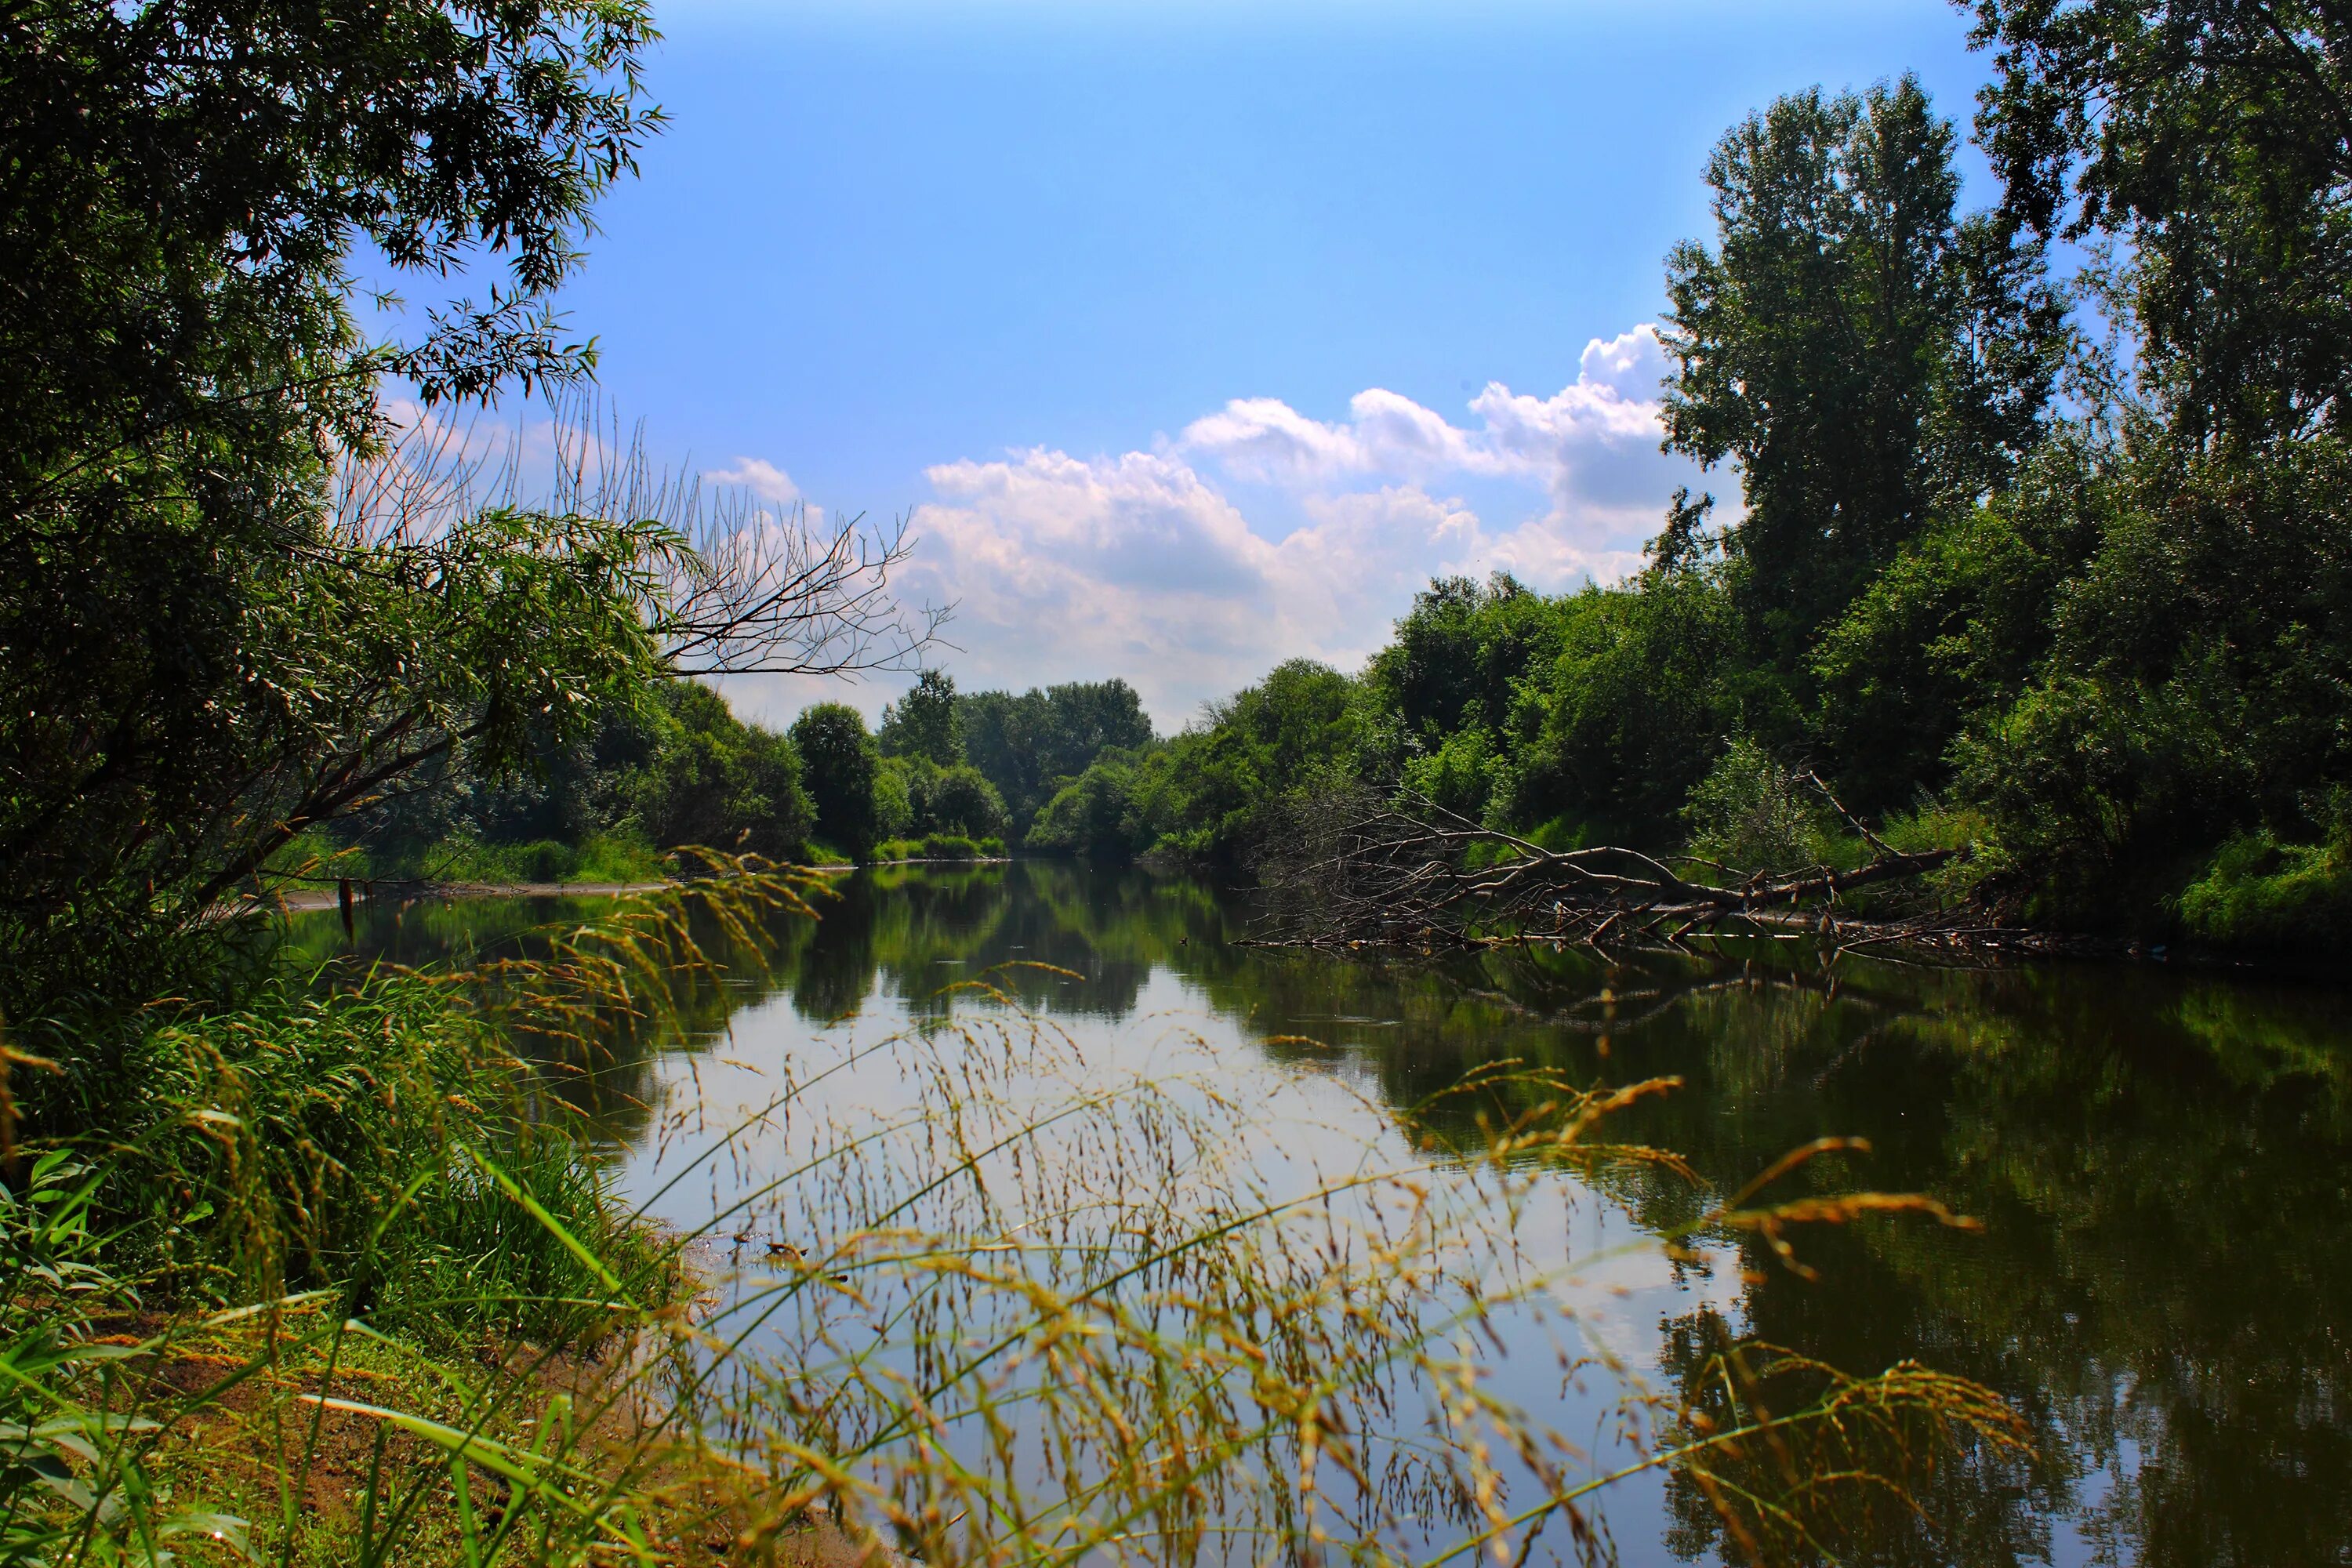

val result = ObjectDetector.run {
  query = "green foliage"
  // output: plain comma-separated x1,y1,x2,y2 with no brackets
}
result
419,833,668,886
878,669,966,766
1025,662,1369,866
869,833,1007,863
789,703,883,855
1512,574,1755,845
1153,659,1367,864
880,756,1013,844
111,974,663,1343
2177,830,2352,953
1680,738,1835,873
0,0,667,1019
1947,437,2352,925
0,1152,260,1568
1402,724,1503,823
873,757,915,843
923,764,1011,840
956,678,1156,839
321,679,814,882
1365,573,1574,746
1027,747,1171,860
5,499,682,1015
1810,439,2106,811
1968,0,2352,446
614,681,815,859
1663,77,2065,659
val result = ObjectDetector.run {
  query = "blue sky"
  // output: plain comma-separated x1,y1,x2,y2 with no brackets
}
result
452,0,1999,728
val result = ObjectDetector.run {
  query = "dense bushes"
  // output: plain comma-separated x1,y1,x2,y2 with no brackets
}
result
956,678,1156,837
869,833,1007,862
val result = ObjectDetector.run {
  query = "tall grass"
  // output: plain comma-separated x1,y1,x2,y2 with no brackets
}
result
107,972,663,1344
0,865,2027,1566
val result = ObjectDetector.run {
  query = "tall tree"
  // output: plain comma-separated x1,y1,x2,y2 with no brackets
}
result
790,704,881,854
1661,77,2067,666
0,3,936,1014
879,670,965,766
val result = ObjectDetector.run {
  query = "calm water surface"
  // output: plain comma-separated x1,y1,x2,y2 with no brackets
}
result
296,861,2352,1567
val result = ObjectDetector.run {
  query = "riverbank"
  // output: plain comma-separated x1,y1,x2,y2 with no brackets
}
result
269,879,673,913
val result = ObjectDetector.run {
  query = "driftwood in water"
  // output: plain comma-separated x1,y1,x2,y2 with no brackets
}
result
1249,788,1984,953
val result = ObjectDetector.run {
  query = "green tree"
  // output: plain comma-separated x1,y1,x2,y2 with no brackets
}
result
1027,749,1167,860
1809,435,2107,808
1511,574,1753,845
880,670,965,766
1948,2,2352,927
620,684,813,859
1967,0,2352,446
923,766,1010,840
1661,77,2067,669
958,679,1154,838
1152,660,1365,862
791,704,882,855
1364,574,1574,745
1,0,666,1011
0,2,940,1015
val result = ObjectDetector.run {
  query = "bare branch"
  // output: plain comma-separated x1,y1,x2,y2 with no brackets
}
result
1250,789,1978,955
334,389,952,679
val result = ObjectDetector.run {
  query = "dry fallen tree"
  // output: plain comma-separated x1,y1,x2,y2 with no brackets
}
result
1250,785,2016,956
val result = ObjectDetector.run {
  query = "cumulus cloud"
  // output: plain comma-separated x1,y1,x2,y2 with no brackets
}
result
731,325,1700,730
1183,387,1491,484
1182,325,1674,513
706,456,802,505
892,455,1656,726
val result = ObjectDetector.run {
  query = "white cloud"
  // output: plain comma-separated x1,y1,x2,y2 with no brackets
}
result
889,451,1667,728
1182,325,1673,512
706,456,802,506
721,325,1704,731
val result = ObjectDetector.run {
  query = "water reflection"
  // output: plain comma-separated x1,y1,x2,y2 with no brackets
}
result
295,861,2352,1566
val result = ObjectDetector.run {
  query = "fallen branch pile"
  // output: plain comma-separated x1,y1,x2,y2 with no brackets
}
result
1249,789,1997,954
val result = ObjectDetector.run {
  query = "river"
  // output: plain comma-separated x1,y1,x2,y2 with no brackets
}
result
291,859,2352,1566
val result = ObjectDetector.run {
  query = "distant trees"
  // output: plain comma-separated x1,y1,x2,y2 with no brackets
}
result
957,681,1156,837
1028,660,1363,865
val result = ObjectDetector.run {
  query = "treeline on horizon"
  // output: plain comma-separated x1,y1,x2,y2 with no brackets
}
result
373,41,2352,953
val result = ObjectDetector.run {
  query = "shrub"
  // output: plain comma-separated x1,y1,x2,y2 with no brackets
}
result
866,833,1004,862
1682,737,1835,873
2177,832,2352,953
